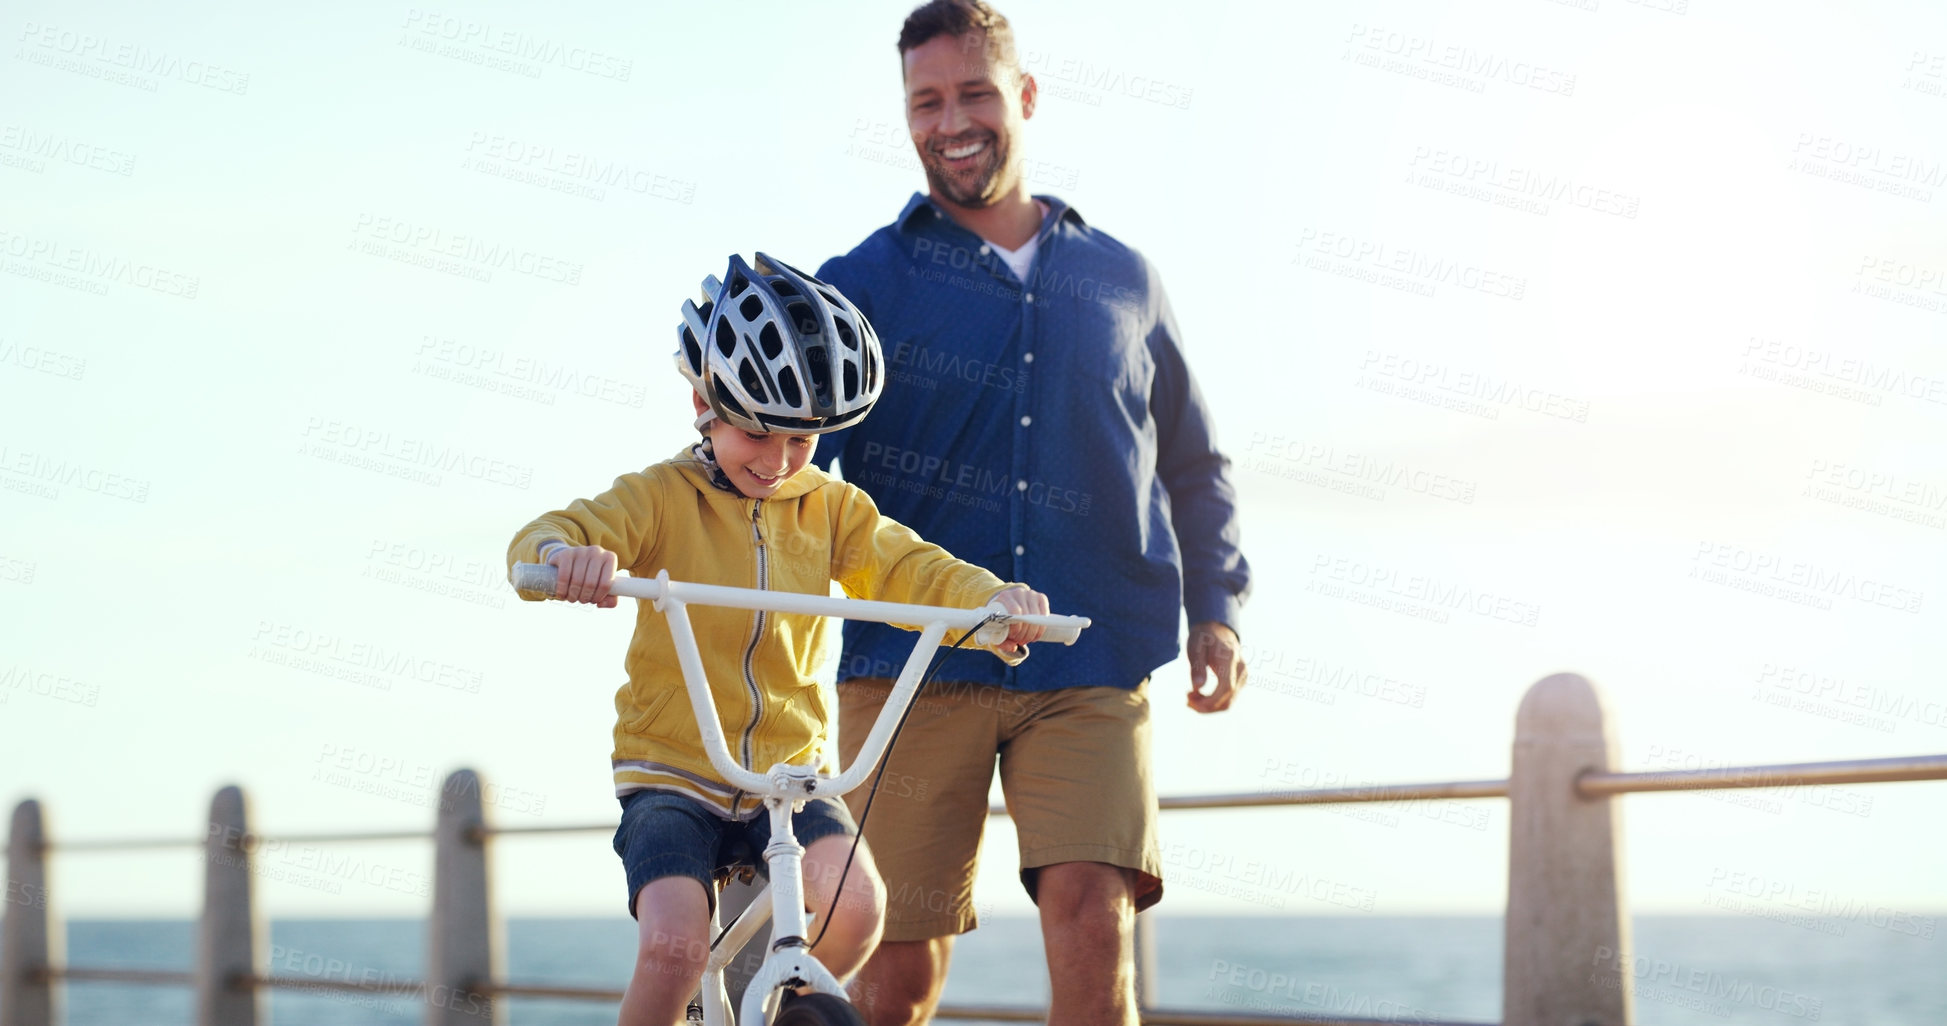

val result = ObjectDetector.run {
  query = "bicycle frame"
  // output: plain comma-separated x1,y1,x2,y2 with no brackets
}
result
511,565,1088,1026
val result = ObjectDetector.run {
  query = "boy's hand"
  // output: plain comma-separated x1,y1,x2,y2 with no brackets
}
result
548,545,619,607
991,586,1049,654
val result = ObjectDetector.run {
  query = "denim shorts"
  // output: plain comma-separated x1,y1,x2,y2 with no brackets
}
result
612,790,857,917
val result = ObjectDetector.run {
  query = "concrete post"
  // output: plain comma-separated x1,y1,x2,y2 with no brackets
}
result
428,770,501,1025
2,800,58,1026
197,786,263,1026
1503,673,1633,1026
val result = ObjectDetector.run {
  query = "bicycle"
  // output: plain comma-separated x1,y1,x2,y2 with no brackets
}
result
511,563,1090,1026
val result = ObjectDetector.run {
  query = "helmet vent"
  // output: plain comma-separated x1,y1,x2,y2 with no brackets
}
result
786,301,819,335
759,323,783,360
818,286,842,305
835,319,857,350
697,300,714,322
806,347,833,405
842,362,859,401
777,367,803,407
682,328,703,373
717,388,749,421
772,280,800,297
715,319,737,356
739,359,768,403
728,275,750,298
739,295,764,321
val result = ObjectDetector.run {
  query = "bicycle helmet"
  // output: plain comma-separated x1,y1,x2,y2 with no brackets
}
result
676,253,883,434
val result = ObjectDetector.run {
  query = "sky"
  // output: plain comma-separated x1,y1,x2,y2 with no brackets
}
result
2,0,1945,933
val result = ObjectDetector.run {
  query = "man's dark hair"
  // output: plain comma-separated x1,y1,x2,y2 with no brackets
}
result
898,0,1020,74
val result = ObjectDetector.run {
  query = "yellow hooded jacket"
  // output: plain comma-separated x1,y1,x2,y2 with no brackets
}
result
507,447,1017,819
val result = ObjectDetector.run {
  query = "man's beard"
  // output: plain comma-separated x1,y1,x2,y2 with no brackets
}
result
919,130,1015,208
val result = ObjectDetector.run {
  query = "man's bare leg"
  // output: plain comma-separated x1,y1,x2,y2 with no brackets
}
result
847,936,954,1026
1037,862,1138,1026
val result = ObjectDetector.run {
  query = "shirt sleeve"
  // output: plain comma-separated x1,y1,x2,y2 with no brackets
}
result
1146,270,1252,634
505,469,664,599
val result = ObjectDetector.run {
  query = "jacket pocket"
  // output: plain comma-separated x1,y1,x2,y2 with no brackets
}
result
621,687,681,736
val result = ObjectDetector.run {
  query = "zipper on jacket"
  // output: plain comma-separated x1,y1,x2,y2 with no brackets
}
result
734,500,768,816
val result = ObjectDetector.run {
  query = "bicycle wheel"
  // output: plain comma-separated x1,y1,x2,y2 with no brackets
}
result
770,991,866,1026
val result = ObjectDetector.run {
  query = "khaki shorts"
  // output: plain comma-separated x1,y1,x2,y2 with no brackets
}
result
837,677,1162,941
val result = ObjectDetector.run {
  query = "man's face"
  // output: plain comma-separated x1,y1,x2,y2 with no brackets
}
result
902,31,1035,208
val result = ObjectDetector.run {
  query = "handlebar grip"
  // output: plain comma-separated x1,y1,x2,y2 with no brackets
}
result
511,562,559,601
972,620,1087,647
1041,625,1082,646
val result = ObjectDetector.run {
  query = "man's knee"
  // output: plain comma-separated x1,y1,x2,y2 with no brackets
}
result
1036,862,1136,928
853,938,950,1023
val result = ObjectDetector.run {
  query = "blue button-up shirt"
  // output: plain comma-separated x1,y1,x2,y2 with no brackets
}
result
814,192,1250,692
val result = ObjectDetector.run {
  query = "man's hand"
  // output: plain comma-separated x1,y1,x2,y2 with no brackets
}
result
547,545,619,607
1186,621,1245,713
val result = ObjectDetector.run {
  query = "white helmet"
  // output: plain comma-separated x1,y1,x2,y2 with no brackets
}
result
676,253,884,434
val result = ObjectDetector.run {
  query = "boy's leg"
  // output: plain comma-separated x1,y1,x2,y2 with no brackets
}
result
837,678,1003,1026
611,791,733,1026
622,877,713,1026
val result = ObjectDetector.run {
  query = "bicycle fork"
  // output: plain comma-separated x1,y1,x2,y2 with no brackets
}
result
699,796,847,1026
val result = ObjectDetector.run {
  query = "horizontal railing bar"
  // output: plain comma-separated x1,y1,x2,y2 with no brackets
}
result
1581,753,1947,796
25,967,1501,1024
49,828,435,852
50,837,205,852
485,980,627,1001
480,823,613,837
254,829,433,844
935,1003,1495,1026
251,973,433,996
1161,780,1510,809
48,756,1947,850
1137,1011,1494,1026
37,966,196,986
984,780,1511,815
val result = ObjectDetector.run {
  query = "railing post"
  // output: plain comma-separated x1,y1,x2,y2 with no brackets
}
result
428,769,501,1025
2,800,59,1026
1503,673,1633,1026
197,785,263,1026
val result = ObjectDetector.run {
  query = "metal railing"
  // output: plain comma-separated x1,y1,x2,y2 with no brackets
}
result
5,672,1945,1026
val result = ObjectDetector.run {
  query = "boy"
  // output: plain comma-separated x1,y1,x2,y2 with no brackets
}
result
506,253,1048,1026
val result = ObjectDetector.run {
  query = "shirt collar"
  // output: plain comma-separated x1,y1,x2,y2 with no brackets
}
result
895,191,1085,238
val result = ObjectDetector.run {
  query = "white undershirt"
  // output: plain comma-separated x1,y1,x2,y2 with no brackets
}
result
988,200,1050,283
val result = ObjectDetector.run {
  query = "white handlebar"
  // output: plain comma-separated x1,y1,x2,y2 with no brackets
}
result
512,561,1088,800
512,562,1090,644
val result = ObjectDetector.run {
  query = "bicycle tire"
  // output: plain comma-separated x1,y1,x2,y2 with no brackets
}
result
769,991,866,1026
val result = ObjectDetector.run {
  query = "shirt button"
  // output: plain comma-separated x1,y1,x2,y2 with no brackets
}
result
1015,545,1026,556
1023,352,1034,363
1024,292,1034,303
979,245,990,255
1019,416,1032,427
1016,479,1028,491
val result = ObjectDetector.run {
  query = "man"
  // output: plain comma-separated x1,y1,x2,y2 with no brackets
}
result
813,3,1250,1024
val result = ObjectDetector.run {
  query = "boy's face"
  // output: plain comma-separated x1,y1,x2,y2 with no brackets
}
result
695,393,816,498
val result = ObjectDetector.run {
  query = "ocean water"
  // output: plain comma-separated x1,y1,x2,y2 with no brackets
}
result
35,915,1946,1024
